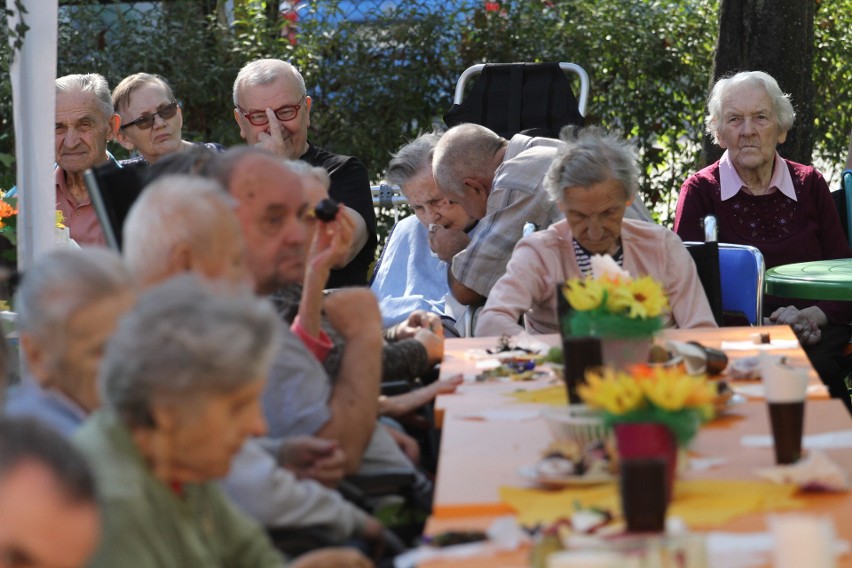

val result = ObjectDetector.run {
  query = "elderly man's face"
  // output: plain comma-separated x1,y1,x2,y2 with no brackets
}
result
55,90,117,174
229,155,309,294
159,378,267,481
22,290,136,413
405,168,475,231
0,461,100,568
561,179,629,256
716,83,787,178
115,82,183,165
234,75,311,160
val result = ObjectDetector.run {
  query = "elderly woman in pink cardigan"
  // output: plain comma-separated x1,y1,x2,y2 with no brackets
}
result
476,126,717,337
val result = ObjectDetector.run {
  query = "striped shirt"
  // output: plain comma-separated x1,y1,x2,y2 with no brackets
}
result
573,239,624,276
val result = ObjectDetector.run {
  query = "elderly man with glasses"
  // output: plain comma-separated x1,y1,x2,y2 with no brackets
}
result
232,59,375,289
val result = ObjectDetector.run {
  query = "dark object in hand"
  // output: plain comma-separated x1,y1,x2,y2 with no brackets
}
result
314,198,339,222
426,530,487,547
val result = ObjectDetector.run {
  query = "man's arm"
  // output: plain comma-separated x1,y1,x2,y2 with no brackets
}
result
315,288,383,473
337,206,368,267
447,267,485,306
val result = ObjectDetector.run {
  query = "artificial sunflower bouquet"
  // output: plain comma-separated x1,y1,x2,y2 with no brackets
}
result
578,365,716,446
561,255,668,339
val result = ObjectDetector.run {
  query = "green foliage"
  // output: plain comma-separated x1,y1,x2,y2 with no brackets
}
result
1,0,851,233
813,0,852,183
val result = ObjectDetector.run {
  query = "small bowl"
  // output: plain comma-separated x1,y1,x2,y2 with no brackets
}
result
541,405,609,449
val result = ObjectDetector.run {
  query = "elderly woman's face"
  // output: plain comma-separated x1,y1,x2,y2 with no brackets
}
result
116,82,183,164
716,84,787,177
561,179,629,256
159,378,266,482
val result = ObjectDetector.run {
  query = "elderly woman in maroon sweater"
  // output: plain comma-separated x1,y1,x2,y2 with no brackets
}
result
674,71,852,409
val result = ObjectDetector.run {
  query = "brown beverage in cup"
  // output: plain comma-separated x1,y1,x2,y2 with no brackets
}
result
619,458,668,532
769,401,805,464
562,337,602,404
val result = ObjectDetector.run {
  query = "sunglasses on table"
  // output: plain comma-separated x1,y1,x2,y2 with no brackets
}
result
120,101,179,130
237,96,306,126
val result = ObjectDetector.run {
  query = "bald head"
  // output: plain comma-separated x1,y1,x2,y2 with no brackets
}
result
432,124,506,219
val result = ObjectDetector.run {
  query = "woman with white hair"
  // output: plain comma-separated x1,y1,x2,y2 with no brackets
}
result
476,126,716,337
74,275,372,568
674,71,852,410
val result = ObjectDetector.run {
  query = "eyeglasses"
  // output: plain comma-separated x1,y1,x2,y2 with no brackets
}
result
238,96,306,126
120,101,178,130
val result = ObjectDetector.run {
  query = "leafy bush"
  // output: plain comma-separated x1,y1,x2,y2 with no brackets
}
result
2,0,851,233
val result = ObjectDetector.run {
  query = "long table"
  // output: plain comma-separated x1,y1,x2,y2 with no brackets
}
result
424,328,851,567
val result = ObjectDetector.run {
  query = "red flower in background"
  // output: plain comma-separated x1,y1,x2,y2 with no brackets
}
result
484,2,500,12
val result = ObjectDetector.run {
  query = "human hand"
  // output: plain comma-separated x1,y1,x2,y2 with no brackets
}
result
769,305,826,346
428,225,470,262
393,310,443,340
278,435,347,488
414,328,444,365
291,547,373,568
253,108,299,159
384,425,420,465
308,204,355,274
323,288,382,340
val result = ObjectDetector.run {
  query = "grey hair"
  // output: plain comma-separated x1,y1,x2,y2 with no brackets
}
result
432,123,506,198
545,126,639,204
0,417,96,504
705,71,796,143
123,174,236,284
285,159,330,193
100,274,281,428
386,130,443,189
16,248,134,371
233,59,306,108
55,73,114,121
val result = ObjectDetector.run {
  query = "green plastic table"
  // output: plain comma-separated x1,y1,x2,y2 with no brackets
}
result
764,259,852,301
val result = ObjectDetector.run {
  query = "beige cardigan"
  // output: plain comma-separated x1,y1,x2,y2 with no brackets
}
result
476,218,717,337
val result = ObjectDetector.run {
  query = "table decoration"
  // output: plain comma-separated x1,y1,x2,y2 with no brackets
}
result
560,255,667,369
578,365,716,502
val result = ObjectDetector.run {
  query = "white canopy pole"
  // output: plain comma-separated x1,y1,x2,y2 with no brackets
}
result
7,0,58,272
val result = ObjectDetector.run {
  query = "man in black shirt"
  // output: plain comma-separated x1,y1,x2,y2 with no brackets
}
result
232,59,377,288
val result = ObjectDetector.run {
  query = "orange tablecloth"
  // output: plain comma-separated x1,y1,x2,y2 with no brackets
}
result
424,329,851,567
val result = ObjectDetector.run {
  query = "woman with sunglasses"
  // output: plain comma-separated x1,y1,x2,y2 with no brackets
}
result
112,73,223,167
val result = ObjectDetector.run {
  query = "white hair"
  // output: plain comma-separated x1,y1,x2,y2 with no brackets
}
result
432,123,505,198
233,59,306,108
123,174,236,284
55,73,114,121
100,274,280,428
16,248,133,372
706,71,796,143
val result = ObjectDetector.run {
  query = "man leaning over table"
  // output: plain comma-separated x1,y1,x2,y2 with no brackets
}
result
430,123,654,308
232,58,375,288
8,73,121,246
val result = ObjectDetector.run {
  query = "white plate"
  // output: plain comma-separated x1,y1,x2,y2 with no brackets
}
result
518,465,615,488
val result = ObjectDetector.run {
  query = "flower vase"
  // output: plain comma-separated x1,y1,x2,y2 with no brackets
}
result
614,422,677,503
600,336,652,370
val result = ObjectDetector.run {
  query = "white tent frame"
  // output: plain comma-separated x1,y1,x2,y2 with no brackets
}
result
6,0,59,271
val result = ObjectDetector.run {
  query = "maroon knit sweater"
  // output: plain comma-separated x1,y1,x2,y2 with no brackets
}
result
674,158,852,324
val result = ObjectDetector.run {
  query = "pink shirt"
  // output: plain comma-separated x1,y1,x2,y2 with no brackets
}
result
719,150,797,201
55,167,106,246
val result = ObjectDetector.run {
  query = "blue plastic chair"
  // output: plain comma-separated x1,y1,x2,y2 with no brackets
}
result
718,243,765,325
685,241,765,326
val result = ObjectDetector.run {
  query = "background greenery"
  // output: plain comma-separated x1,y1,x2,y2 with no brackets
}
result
1,0,850,236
